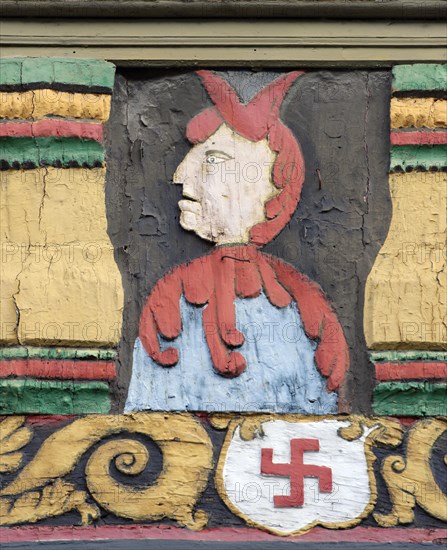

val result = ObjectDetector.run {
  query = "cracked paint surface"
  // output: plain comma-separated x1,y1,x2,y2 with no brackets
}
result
0,167,123,345
0,59,445,537
364,171,446,349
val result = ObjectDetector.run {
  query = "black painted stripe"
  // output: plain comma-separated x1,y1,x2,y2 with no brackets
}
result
0,82,112,95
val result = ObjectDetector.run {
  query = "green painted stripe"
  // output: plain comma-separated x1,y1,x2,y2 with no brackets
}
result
370,350,447,362
373,381,447,416
393,64,447,93
0,379,110,414
0,137,104,168
0,346,117,360
390,145,447,171
0,58,115,90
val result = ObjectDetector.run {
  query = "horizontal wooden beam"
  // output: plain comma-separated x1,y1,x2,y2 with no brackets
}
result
3,20,445,47
1,19,446,67
1,0,445,19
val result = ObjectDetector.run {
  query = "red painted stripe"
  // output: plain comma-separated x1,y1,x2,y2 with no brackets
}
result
375,361,447,381
0,526,444,544
397,417,418,426
390,130,447,146
24,415,78,426
0,120,103,141
0,359,116,380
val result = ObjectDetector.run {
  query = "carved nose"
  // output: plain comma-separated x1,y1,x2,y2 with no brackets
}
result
173,160,187,185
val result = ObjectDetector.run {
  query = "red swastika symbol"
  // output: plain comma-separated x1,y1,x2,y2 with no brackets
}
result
261,438,333,507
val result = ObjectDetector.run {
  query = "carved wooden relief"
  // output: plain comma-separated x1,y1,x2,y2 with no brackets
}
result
0,59,445,544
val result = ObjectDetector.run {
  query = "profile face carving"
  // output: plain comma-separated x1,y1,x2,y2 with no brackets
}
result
127,70,350,417
173,124,278,244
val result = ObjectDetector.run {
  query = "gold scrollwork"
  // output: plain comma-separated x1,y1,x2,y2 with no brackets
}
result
375,417,447,526
337,415,404,447
0,413,213,529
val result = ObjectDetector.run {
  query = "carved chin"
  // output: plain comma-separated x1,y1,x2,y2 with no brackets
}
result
179,211,198,231
180,213,216,242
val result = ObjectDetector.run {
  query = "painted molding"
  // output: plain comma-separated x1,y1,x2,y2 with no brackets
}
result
373,382,447,416
0,526,446,545
0,58,115,90
370,350,447,362
0,360,116,380
392,64,447,92
390,98,447,129
0,137,105,170
0,121,104,142
0,347,117,361
390,131,447,146
364,172,447,353
374,362,447,381
1,20,445,65
0,380,111,414
390,145,447,171
0,90,111,122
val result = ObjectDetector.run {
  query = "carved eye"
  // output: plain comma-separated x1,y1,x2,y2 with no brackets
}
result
205,150,233,165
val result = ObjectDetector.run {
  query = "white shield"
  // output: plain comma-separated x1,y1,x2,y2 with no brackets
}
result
217,418,376,536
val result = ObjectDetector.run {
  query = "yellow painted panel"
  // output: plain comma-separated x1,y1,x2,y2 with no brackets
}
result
364,171,447,349
0,170,44,344
0,243,20,343
0,169,43,243
15,244,123,346
40,168,110,242
0,90,111,121
0,168,123,346
390,97,447,129
1,168,110,243
0,168,109,242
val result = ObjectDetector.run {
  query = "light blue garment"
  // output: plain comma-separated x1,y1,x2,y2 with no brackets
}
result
125,292,337,414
